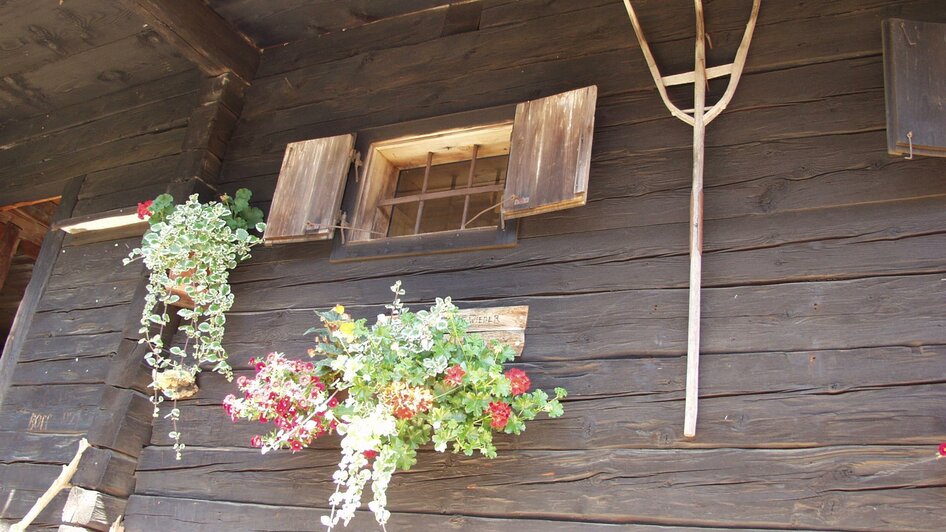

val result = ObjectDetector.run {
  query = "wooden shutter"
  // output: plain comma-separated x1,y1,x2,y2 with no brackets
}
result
263,134,356,244
883,19,946,157
502,85,597,220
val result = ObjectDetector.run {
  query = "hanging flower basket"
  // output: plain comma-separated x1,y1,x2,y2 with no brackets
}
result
124,189,265,458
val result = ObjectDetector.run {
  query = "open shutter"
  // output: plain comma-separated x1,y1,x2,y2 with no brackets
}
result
883,19,946,157
263,133,356,244
502,85,597,220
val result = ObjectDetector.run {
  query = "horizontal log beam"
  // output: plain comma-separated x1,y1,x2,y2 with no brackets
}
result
121,0,260,83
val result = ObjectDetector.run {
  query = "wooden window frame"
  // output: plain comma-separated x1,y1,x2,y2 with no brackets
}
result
331,119,519,262
266,85,597,259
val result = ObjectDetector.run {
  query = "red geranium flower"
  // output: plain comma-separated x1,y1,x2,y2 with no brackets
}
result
444,365,465,386
487,401,512,430
505,368,531,396
938,442,946,458
363,449,378,460
136,200,153,220
250,435,262,448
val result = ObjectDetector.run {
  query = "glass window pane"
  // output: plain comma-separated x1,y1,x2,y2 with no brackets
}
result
386,152,508,238
463,192,502,228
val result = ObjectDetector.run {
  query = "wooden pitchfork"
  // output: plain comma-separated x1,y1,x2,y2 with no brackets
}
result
622,0,761,437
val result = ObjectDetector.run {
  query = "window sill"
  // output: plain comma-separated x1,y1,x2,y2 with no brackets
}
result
329,222,518,262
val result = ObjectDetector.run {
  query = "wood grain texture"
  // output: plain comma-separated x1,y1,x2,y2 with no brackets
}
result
62,486,126,532
156,345,946,450
225,0,945,155
124,494,740,531
458,305,528,355
503,86,597,220
0,175,82,412
0,222,20,291
0,0,944,529
0,0,138,79
134,445,946,530
0,29,192,121
264,134,355,243
119,0,259,83
207,0,457,47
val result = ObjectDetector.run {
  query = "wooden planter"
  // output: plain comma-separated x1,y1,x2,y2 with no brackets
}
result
166,268,200,309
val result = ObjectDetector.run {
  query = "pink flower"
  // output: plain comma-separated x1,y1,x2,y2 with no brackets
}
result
938,443,946,458
250,435,262,448
504,368,531,396
445,365,465,386
136,200,153,220
222,394,236,420
327,396,339,408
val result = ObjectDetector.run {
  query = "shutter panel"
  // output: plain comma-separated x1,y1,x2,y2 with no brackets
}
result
263,133,356,244
502,85,597,220
883,19,946,157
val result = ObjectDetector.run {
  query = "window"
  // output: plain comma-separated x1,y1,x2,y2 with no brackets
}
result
263,86,598,259
348,122,513,243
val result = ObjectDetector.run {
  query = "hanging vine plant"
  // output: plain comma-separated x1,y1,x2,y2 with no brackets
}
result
125,189,264,458
223,282,567,530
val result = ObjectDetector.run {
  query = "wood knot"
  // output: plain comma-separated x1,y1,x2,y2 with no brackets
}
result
833,465,855,481
818,496,841,522
98,69,130,83
656,430,674,447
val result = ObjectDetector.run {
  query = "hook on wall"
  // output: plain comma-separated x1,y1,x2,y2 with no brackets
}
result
899,21,919,46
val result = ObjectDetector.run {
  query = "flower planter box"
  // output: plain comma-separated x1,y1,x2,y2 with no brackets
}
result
166,268,200,309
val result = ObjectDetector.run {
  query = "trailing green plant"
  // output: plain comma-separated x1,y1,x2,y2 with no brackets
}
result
224,282,567,529
125,189,264,458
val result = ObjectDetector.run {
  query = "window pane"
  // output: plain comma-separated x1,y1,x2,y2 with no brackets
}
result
471,155,508,186
464,192,502,228
387,202,418,237
386,154,509,238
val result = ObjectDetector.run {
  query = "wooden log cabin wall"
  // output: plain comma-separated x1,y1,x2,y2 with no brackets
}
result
1,0,945,530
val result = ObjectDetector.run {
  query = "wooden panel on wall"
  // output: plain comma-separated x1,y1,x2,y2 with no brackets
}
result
503,86,597,220
264,134,355,243
883,18,946,157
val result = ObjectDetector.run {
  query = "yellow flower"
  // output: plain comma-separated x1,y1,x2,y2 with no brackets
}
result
332,304,345,314
336,321,356,340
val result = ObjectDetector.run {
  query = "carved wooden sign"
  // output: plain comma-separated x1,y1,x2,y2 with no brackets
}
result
456,305,528,356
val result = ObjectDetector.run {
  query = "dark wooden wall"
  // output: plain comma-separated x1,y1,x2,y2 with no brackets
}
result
3,0,946,529
0,69,201,528
118,0,946,530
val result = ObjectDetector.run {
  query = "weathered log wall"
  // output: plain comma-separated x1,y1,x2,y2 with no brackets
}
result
0,68,200,528
3,0,946,529
115,0,946,530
